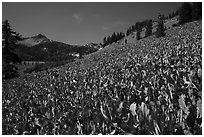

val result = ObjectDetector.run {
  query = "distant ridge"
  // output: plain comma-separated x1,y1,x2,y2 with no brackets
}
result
18,33,53,47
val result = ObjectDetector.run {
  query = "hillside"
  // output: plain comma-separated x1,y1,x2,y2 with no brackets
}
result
124,16,179,45
16,41,75,61
2,20,202,135
16,36,100,61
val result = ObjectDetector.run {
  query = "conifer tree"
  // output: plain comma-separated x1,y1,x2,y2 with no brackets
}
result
179,2,192,24
107,36,111,45
136,31,141,40
126,29,130,36
103,37,107,47
2,20,22,79
112,32,117,43
136,22,142,40
156,14,165,38
191,2,202,21
145,19,153,37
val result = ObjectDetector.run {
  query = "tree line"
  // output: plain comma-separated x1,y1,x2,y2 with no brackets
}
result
102,2,201,47
102,32,125,47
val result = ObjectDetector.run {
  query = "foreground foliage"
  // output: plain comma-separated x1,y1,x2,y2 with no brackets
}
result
2,21,202,135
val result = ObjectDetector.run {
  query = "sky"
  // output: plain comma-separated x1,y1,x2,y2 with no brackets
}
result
2,2,182,45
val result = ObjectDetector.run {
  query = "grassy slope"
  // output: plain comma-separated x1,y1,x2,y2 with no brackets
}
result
68,20,201,72
2,20,202,135
3,20,201,90
3,20,201,87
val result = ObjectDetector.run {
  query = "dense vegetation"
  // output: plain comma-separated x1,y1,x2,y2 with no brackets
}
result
2,2,202,135
2,20,202,135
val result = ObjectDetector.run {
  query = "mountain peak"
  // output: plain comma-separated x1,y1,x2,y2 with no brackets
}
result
33,34,47,39
18,33,52,47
